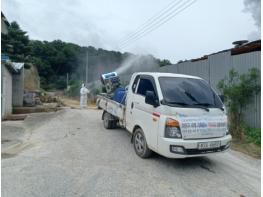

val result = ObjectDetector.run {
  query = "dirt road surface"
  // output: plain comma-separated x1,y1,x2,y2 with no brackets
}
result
1,109,260,197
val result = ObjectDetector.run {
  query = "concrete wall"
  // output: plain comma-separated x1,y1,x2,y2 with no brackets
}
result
1,65,13,118
12,68,24,107
1,18,8,34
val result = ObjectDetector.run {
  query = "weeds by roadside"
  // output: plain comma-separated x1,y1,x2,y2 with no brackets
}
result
245,127,260,146
231,125,260,159
231,140,261,159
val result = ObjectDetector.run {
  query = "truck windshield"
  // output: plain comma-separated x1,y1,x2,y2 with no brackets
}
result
158,77,223,108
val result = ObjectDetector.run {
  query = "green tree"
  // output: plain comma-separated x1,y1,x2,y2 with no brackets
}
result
2,20,173,91
1,22,30,61
217,68,260,138
158,59,172,67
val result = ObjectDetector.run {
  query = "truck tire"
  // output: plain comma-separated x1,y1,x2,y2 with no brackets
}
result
133,128,152,158
103,112,116,129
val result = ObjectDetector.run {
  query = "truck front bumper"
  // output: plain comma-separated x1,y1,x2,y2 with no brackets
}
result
158,134,232,158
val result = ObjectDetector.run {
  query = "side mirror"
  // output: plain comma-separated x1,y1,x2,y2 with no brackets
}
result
145,91,159,107
219,95,224,103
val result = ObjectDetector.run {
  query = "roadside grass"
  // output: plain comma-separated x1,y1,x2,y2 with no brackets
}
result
231,128,261,159
231,140,260,159
245,127,261,146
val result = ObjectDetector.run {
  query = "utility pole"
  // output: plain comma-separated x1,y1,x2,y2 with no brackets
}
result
86,52,88,86
66,73,69,90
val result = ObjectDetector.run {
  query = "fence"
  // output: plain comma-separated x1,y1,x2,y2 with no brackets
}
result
160,51,261,128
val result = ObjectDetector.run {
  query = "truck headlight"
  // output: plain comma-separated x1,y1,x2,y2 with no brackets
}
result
165,118,182,138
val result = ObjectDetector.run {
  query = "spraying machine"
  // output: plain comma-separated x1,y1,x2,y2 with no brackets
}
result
100,72,120,94
100,72,127,104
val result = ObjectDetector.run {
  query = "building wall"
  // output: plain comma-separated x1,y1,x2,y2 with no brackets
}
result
1,65,13,118
12,68,24,107
1,18,8,34
209,51,233,91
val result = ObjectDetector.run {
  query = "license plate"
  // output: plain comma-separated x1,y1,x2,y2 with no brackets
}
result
198,141,221,150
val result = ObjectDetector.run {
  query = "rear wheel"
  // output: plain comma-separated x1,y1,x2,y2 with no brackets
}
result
133,128,152,158
103,112,117,129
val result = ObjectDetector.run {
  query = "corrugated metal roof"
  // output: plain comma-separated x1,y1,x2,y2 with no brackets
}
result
231,40,261,55
178,40,261,64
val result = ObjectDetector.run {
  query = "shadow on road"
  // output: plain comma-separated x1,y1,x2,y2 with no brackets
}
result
152,154,217,173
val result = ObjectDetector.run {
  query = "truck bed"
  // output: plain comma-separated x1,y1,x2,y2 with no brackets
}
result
96,94,126,121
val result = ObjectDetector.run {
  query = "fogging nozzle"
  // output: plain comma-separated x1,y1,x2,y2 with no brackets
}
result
100,72,120,94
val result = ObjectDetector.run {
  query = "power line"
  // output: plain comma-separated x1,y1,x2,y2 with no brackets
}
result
119,0,196,49
120,0,195,49
119,0,187,46
118,0,183,44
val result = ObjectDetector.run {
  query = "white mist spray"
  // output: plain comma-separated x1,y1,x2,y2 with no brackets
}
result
115,54,159,75
87,54,159,92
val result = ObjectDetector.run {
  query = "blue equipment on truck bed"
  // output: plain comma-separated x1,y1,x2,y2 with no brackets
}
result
111,87,127,104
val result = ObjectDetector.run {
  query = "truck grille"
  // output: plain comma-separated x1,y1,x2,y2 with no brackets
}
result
185,146,227,155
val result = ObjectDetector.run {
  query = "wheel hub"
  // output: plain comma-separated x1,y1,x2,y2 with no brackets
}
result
135,133,145,153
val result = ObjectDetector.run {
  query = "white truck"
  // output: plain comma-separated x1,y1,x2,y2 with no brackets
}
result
97,72,232,159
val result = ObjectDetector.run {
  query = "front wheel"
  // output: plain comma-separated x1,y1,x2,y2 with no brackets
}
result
133,128,152,158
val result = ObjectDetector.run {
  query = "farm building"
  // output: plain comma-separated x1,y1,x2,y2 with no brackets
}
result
1,60,25,118
1,12,25,118
158,40,261,128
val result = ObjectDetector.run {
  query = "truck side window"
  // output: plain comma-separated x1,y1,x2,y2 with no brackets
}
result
132,75,140,93
137,78,155,96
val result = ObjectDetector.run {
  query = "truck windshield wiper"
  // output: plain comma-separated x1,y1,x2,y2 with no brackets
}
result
194,103,225,111
191,103,210,112
162,100,218,112
161,100,190,107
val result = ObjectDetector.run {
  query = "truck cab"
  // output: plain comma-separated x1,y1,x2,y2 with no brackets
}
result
125,72,232,158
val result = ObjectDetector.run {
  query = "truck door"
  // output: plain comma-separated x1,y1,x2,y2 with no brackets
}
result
125,75,140,132
131,75,159,151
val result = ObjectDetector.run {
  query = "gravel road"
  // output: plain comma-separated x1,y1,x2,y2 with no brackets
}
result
1,108,261,197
